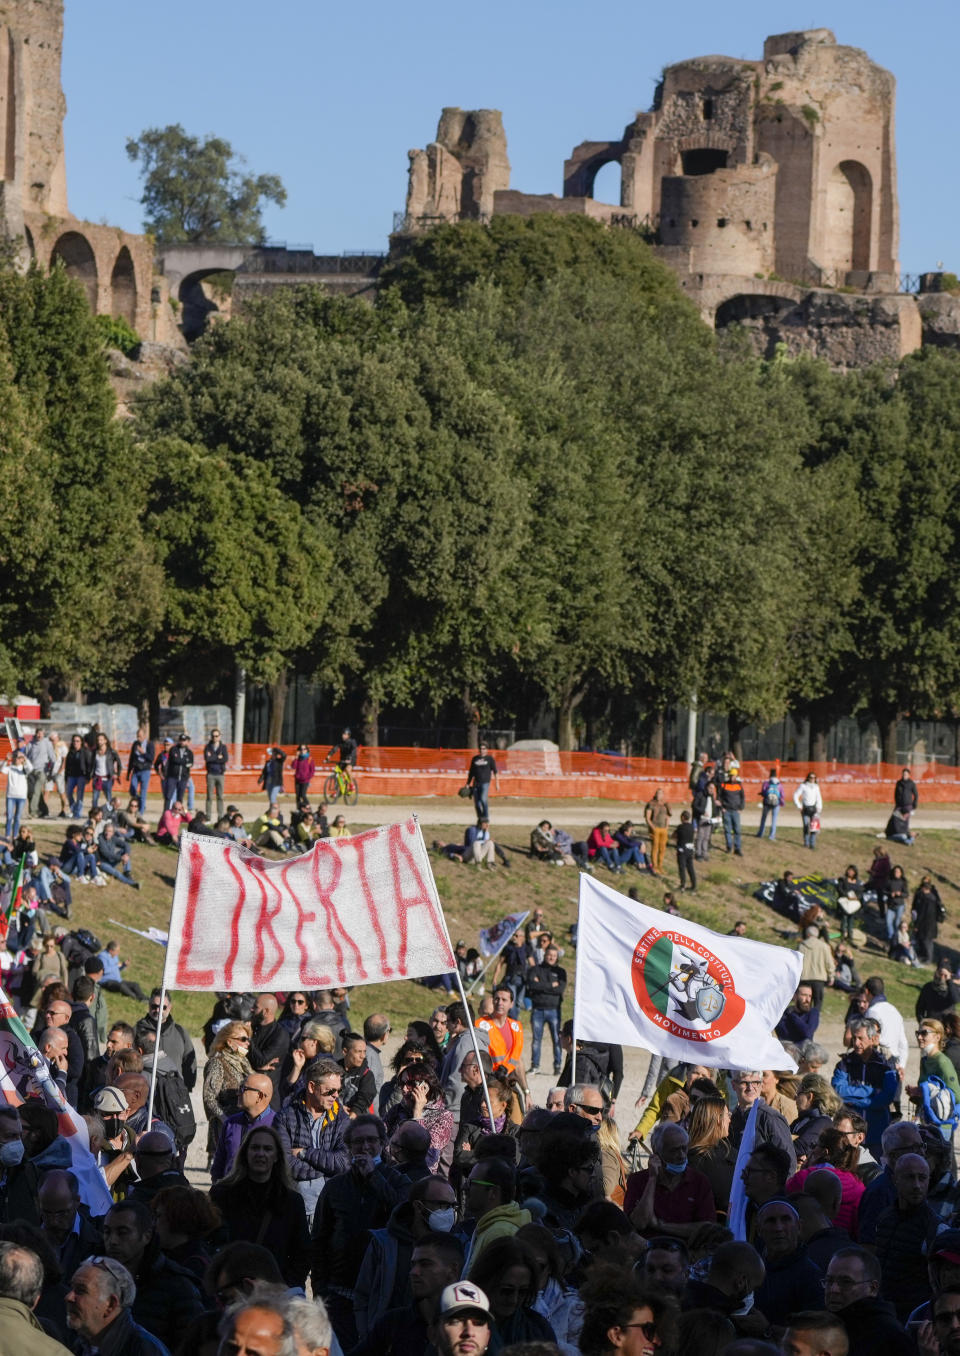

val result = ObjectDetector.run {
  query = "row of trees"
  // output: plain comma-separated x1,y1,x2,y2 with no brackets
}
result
2,216,959,754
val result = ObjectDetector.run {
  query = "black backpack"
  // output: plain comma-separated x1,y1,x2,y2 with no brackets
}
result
151,1067,196,1150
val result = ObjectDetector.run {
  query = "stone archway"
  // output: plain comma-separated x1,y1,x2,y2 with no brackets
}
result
110,246,137,328
582,155,622,204
50,231,98,310
824,161,872,274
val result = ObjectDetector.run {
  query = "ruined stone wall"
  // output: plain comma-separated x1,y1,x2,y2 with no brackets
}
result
659,158,776,275
404,107,509,229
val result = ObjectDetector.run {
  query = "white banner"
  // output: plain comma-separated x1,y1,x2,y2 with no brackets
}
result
574,875,801,1070
479,911,529,958
164,819,454,991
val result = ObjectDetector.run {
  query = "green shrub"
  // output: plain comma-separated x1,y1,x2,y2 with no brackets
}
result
94,312,140,357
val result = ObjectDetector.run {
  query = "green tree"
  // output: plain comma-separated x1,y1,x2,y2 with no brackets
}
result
137,439,333,738
0,262,163,696
126,124,286,244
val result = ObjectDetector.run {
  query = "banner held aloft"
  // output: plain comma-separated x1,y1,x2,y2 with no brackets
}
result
574,874,802,1071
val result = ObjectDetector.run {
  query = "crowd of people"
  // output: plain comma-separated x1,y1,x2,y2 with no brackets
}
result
0,930,954,1356
0,735,954,1355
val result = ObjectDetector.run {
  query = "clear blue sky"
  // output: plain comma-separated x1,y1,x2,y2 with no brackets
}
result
62,1,954,276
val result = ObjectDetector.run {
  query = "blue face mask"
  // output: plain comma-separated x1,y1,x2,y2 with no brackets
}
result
664,1158,688,1175
0,1140,24,1168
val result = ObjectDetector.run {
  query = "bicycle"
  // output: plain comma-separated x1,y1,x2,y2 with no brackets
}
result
323,763,359,806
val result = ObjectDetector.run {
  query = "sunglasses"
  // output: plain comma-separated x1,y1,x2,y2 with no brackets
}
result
624,1322,658,1340
573,1102,603,1117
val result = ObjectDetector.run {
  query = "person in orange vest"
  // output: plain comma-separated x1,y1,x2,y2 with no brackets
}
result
475,986,529,1098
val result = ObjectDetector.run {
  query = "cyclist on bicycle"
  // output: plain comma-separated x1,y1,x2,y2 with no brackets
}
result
328,729,358,774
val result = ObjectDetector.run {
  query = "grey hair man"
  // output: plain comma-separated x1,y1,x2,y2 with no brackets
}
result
0,1241,71,1355
66,1255,167,1355
563,1083,604,1122
284,1294,333,1356
217,1286,296,1356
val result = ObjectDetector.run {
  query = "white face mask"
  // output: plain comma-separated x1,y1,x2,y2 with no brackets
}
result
427,1205,457,1233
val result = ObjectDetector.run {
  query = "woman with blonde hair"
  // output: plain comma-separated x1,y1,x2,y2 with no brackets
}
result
791,1073,843,1166
279,1017,338,1100
597,1113,628,1205
202,1020,252,1154
687,1094,736,1215
906,1018,960,1138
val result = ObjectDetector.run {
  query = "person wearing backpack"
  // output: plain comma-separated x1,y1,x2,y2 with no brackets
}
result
757,768,785,840
906,1019,960,1141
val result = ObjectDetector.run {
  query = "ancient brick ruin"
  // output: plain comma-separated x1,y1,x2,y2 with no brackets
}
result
402,29,960,368
0,0,178,345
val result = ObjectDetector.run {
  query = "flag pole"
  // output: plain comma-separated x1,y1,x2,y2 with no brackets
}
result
146,841,186,1127
413,816,497,1128
571,874,591,1088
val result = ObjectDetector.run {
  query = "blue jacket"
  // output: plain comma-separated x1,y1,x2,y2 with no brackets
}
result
831,1053,899,1146
277,1096,350,1182
210,1107,290,1182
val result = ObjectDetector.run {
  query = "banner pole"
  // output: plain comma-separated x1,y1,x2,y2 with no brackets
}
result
413,816,497,1128
146,845,184,1127
571,875,590,1089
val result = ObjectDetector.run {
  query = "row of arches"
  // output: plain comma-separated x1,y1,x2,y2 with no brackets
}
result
22,228,139,328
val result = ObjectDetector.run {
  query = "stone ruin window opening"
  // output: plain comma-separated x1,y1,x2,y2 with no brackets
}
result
50,231,98,311
703,98,714,121
717,217,729,228
588,158,622,205
681,147,728,176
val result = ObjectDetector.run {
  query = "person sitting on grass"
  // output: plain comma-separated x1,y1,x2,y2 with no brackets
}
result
59,824,104,885
251,806,296,852
97,822,141,890
155,801,186,848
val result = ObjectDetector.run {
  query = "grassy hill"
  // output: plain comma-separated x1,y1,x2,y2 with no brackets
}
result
23,809,959,1047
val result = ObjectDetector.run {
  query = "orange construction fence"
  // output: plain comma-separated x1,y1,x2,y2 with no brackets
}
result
118,745,960,804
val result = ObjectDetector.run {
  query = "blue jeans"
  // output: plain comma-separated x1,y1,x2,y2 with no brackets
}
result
801,809,818,848
66,777,86,818
722,809,742,851
4,797,24,839
885,901,905,941
531,1008,561,1071
756,804,780,838
472,781,490,821
34,866,72,912
592,845,621,870
186,776,195,812
99,860,137,887
63,850,98,879
268,782,281,808
162,776,184,809
617,843,644,867
91,777,113,809
130,770,151,811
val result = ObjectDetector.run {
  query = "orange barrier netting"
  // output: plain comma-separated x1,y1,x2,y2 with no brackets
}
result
109,745,960,803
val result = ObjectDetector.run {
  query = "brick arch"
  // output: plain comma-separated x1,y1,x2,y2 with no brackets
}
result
110,245,137,328
50,231,98,310
825,160,872,274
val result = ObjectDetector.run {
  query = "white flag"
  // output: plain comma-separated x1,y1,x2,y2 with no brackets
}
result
163,819,454,992
574,875,801,1071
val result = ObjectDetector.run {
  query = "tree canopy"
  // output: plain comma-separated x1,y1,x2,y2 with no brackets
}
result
125,124,286,244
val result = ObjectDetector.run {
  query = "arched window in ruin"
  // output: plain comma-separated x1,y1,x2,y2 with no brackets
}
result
589,159,622,205
681,148,728,176
110,246,137,328
22,225,34,261
825,161,872,273
50,231,98,310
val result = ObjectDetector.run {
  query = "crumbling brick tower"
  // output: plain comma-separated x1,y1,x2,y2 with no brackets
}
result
563,28,898,288
0,0,162,337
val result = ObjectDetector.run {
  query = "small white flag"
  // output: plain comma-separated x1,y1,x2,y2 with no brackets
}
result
574,875,801,1071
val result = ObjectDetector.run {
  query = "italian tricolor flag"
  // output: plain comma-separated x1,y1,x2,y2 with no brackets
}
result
0,855,25,943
